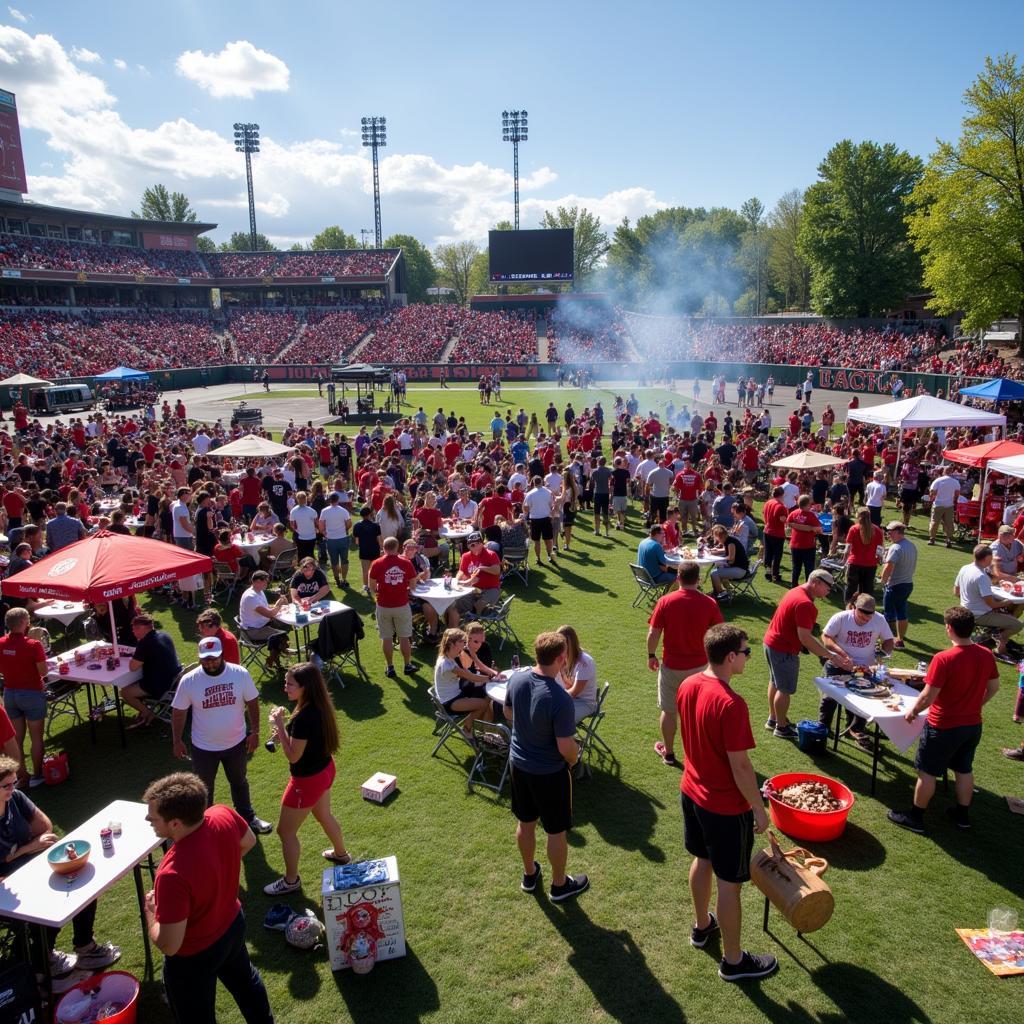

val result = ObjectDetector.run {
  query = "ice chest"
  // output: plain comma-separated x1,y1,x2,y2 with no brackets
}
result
797,720,828,754
361,772,397,803
322,856,406,971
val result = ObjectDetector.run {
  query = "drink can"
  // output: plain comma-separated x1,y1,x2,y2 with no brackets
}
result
110,821,122,837
65,843,78,860
59,661,69,676
100,828,113,851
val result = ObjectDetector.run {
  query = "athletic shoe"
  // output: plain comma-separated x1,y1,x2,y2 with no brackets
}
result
764,718,777,731
249,817,274,835
1001,747,1024,761
521,860,542,893
263,875,302,896
51,969,94,995
384,666,397,679
887,809,926,834
403,662,418,675
945,806,970,830
773,724,798,740
550,874,590,902
263,904,297,930
719,950,778,981
690,912,720,949
75,942,121,970
29,775,45,788
48,950,78,977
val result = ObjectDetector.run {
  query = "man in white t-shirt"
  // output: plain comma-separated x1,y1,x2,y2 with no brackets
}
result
239,571,290,669
193,430,212,456
928,466,961,547
508,464,529,493
954,545,1023,660
288,496,319,560
170,637,272,834
524,476,556,564
780,472,800,510
318,492,352,586
864,471,887,526
170,487,194,550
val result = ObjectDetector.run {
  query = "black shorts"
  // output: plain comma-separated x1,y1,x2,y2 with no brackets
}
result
915,723,982,777
681,793,754,884
139,673,174,699
529,517,553,541
442,684,488,714
593,494,610,515
511,764,573,834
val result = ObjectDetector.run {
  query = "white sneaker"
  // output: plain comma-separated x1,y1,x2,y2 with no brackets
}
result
49,950,78,976
263,875,301,896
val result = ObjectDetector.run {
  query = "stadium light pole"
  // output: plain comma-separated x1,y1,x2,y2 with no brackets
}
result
501,110,528,230
233,122,260,251
361,116,386,249
360,228,370,250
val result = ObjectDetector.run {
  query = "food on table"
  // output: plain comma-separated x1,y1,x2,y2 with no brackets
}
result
776,781,844,813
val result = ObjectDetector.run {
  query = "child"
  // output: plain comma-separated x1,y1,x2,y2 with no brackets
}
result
433,629,493,738
351,505,383,595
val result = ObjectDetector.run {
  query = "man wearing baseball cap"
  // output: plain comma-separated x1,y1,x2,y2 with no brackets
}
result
762,569,852,740
456,532,501,614
170,638,272,834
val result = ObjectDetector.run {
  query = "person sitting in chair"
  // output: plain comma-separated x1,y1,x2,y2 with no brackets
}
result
123,614,182,729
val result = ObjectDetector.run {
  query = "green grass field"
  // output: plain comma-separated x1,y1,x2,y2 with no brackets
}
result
31,384,1023,1023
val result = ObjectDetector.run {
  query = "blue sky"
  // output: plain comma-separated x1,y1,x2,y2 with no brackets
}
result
0,1,1021,247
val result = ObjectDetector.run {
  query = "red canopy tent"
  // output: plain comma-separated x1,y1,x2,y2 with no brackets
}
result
941,441,1024,541
1,531,212,640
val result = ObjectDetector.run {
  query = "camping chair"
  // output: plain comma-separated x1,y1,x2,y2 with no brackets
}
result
467,719,512,796
44,678,83,740
212,562,241,605
428,686,476,763
307,607,367,686
235,616,273,678
575,683,612,779
630,563,670,609
502,543,530,587
476,595,518,650
727,558,763,602
143,661,196,727
819,544,849,589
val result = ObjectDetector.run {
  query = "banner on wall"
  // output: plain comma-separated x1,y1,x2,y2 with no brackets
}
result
142,232,195,251
0,90,27,193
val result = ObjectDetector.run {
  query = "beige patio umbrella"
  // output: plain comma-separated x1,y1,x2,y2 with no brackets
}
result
0,373,53,387
771,451,849,470
204,435,297,458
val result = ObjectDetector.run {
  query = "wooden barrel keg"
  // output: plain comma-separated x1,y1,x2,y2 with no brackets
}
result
750,832,835,933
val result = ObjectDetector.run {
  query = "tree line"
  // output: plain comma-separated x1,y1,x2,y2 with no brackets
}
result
133,52,1024,348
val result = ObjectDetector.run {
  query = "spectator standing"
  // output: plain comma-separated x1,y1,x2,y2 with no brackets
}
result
45,501,86,552
880,521,918,649
761,486,788,585
523,476,557,565
864,470,887,527
318,492,351,587
786,495,822,587
368,536,417,679
0,607,47,786
928,466,960,548
844,507,884,603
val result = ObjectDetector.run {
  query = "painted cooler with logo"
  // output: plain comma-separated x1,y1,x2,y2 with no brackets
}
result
322,856,406,971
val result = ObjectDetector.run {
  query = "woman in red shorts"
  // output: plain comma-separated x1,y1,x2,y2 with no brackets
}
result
263,662,350,896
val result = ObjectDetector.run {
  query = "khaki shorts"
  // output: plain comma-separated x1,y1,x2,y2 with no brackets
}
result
975,610,1024,634
376,603,413,640
930,505,954,531
658,664,703,712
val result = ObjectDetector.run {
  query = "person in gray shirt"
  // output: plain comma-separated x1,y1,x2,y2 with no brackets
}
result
44,502,86,552
880,522,918,648
645,463,673,525
590,457,613,537
712,484,738,528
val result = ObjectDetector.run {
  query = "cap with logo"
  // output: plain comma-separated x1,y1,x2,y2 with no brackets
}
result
198,637,223,659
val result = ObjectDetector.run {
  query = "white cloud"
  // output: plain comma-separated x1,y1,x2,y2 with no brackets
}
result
175,40,289,99
70,46,101,64
135,64,149,76
9,26,668,249
7,7,26,24
113,58,127,71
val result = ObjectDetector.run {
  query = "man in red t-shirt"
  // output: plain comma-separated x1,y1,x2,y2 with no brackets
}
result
672,460,703,537
647,561,723,766
238,469,264,517
144,772,272,1022
0,607,48,785
888,607,999,834
786,494,822,587
676,623,776,981
763,570,850,739
761,486,789,584
368,536,417,678
478,486,513,530
457,533,502,611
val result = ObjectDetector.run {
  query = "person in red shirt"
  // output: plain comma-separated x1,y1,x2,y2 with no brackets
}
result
457,533,502,611
763,571,851,739
238,468,264,518
144,772,273,1022
478,486,513,530
647,561,724,766
0,607,48,785
761,486,789,584
786,494,822,587
0,705,24,776
672,460,703,537
888,606,999,834
740,443,759,484
676,624,776,981
788,411,801,436
844,507,883,603
368,537,417,678
197,609,240,665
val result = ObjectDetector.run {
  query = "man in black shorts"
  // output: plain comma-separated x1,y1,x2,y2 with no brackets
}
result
590,456,612,537
523,476,556,565
677,624,777,981
504,631,588,902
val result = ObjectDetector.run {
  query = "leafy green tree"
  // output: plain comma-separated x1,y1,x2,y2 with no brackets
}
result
909,54,1024,353
737,197,768,314
434,241,479,305
767,189,812,310
539,206,609,285
132,184,199,222
196,236,217,253
604,217,644,306
799,140,923,316
289,241,310,251
311,226,358,250
384,233,436,303
218,232,279,252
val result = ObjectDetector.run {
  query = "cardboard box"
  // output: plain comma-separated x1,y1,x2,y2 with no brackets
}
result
322,856,406,971
361,772,397,803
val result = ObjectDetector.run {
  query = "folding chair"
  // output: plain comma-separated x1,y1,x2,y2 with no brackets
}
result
143,661,196,727
235,616,273,678
467,719,512,796
476,595,518,650
428,686,476,762
575,683,612,779
727,558,763,602
307,607,367,686
502,544,530,587
630,563,670,609
44,678,83,740
268,546,297,584
819,544,849,590
212,562,241,605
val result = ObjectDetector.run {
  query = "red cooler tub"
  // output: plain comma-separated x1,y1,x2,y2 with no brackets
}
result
55,970,139,1024
765,771,854,842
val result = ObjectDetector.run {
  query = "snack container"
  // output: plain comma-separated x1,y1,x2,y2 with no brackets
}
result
361,773,397,803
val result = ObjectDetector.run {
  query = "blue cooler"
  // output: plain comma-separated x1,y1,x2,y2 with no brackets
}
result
796,719,828,754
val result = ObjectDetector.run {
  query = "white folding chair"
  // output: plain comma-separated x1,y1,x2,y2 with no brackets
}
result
428,686,476,765
467,719,512,796
575,682,613,779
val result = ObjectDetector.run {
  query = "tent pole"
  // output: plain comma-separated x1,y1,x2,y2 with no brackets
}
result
978,464,989,544
109,602,119,649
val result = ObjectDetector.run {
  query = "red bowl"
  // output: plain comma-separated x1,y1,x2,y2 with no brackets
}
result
765,771,854,842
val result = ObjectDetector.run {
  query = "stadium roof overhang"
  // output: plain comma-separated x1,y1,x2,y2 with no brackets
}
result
0,197,217,235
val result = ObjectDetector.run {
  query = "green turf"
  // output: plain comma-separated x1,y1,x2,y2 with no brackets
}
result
31,386,1023,1023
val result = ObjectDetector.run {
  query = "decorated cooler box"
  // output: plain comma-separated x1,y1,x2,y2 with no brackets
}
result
322,856,406,972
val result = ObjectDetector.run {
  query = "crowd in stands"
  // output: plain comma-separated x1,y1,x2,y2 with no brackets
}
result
288,310,377,363
358,304,471,363
547,304,633,363
932,339,1008,381
448,310,538,363
225,310,299,363
205,250,397,279
0,234,209,278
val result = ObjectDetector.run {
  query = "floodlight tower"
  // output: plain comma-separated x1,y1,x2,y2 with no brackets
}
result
501,110,528,230
233,122,260,251
361,116,386,248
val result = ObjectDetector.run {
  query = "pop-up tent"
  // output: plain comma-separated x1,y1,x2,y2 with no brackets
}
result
205,435,296,458
0,373,52,387
958,377,1024,403
942,440,1024,540
94,366,150,381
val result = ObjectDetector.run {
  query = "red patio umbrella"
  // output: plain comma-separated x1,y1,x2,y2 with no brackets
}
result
2,531,212,642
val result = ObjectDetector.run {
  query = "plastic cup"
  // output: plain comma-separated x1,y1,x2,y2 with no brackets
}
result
989,907,1019,935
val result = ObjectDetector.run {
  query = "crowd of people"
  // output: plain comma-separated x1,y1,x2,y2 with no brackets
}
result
547,304,634,363
205,250,397,279
358,304,470,364
448,310,539,363
225,310,300,364
294,310,378,363
0,234,210,278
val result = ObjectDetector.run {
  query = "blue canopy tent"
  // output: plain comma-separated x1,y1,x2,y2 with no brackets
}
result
959,377,1024,402
94,366,150,381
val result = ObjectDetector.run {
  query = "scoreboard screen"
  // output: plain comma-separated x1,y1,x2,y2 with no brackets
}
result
488,228,574,282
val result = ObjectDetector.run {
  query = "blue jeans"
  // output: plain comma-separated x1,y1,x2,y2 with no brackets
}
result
163,910,273,1024
883,581,913,623
325,537,350,567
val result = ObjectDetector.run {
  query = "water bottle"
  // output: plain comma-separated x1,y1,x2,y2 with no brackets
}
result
510,654,520,672
443,570,451,591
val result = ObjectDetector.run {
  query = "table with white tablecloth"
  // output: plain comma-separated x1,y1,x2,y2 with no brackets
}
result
232,531,275,558
412,578,476,618
33,600,88,628
275,599,351,650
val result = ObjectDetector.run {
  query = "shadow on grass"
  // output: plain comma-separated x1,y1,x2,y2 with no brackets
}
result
339,677,386,721
807,821,885,871
537,897,686,1023
573,771,667,862
739,961,932,1024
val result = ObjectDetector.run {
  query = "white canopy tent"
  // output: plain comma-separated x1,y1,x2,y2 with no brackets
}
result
205,436,296,458
0,373,52,387
986,454,1024,479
